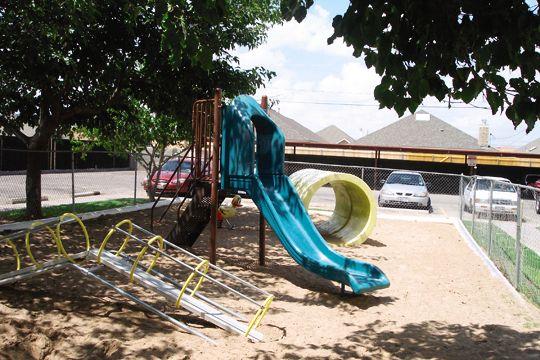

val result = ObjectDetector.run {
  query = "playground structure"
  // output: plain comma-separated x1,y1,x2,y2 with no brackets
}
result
289,168,377,245
0,90,388,346
151,90,389,294
0,213,273,344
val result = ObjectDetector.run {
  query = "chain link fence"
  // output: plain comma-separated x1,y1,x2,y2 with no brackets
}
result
285,161,539,306
459,175,540,306
0,149,147,221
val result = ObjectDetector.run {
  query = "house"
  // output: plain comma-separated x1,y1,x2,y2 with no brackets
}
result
521,138,540,154
316,125,355,144
267,109,324,143
355,111,490,150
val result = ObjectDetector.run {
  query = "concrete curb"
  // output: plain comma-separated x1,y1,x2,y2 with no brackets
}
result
0,198,184,233
451,218,534,309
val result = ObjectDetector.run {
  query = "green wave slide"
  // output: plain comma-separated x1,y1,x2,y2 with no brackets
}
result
220,95,390,294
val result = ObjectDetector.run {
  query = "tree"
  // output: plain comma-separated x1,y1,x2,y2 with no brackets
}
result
74,101,188,202
282,0,540,130
0,1,279,218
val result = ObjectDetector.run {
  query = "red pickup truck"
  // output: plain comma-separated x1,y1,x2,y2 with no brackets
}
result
143,159,193,196
525,174,540,214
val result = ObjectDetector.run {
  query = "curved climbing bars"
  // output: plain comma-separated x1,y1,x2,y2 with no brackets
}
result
55,212,90,263
175,259,210,307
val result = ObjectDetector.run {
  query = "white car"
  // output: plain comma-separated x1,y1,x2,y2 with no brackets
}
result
463,176,518,217
378,171,432,212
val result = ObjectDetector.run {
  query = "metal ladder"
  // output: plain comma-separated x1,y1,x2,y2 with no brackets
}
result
0,213,273,344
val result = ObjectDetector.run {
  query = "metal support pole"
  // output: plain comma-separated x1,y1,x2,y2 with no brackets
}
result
361,167,365,180
515,189,522,288
258,95,268,266
488,180,494,257
471,176,477,237
0,135,3,171
458,175,464,221
133,156,138,205
71,152,75,211
209,88,222,265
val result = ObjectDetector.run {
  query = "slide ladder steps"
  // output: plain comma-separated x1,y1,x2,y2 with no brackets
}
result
168,187,225,247
87,249,263,342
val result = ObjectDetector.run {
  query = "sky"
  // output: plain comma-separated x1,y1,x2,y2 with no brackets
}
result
233,0,540,148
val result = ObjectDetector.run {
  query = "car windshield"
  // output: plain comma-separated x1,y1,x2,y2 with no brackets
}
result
476,179,515,192
161,160,191,172
386,173,424,186
494,181,516,192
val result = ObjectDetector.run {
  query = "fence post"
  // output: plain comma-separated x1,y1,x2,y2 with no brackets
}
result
0,135,3,171
71,151,75,211
515,189,522,288
133,156,138,205
458,175,464,221
471,176,477,237
488,180,494,257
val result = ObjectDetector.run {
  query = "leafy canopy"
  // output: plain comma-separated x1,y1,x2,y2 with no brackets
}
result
0,0,280,144
282,0,540,130
0,0,281,217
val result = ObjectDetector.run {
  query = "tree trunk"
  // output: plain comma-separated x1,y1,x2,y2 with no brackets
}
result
25,142,47,219
25,96,59,219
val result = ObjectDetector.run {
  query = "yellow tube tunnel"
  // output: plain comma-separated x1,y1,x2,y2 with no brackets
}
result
289,169,376,245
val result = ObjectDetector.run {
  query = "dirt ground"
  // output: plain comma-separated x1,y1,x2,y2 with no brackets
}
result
0,203,539,359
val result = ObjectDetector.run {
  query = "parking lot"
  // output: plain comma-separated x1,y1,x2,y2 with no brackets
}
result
0,170,145,211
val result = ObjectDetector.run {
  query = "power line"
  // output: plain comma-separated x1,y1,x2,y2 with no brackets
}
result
277,99,490,110
490,129,526,140
268,87,371,96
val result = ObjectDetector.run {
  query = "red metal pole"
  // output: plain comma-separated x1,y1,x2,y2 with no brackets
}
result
259,95,268,266
209,88,222,265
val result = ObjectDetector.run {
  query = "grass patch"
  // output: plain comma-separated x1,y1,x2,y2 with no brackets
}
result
463,220,540,306
0,198,149,222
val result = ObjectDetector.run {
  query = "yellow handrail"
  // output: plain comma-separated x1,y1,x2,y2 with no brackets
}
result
128,235,164,283
175,259,210,308
54,213,90,263
245,295,274,337
25,221,58,268
96,219,133,264
3,238,21,271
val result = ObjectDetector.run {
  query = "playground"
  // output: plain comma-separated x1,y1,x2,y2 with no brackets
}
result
1,94,539,359
1,204,539,358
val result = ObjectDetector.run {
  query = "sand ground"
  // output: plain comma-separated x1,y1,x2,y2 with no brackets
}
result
0,204,539,359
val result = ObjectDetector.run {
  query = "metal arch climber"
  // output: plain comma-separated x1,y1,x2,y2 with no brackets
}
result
289,169,377,246
0,213,273,344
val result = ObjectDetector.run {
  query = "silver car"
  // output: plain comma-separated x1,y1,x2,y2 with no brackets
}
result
378,171,432,212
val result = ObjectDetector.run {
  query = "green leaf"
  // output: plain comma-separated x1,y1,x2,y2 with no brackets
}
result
486,91,502,114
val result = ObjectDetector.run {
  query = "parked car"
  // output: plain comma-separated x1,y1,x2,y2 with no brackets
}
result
463,176,518,218
378,171,432,212
524,174,540,214
142,158,193,196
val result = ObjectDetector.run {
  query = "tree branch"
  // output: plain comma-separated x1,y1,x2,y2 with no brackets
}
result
0,118,29,145
61,85,123,121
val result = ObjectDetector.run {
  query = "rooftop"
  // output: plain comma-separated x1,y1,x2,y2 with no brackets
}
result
316,125,355,144
267,109,324,143
355,111,490,151
521,138,540,154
